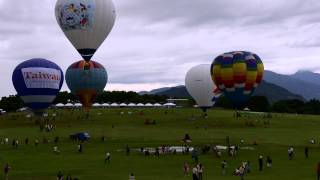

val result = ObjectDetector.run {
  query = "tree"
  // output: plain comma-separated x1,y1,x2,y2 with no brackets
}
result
246,96,270,112
0,95,24,112
272,99,305,114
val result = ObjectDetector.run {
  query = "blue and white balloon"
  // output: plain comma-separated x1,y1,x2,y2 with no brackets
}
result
12,58,64,112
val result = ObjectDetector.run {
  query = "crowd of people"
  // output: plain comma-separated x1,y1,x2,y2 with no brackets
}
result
1,132,319,180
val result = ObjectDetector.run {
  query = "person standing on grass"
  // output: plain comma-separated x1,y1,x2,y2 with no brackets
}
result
126,144,130,156
239,166,245,180
35,139,39,147
288,146,294,160
266,156,272,168
66,174,72,180
78,144,82,153
246,161,251,173
183,162,190,176
258,155,263,171
105,152,111,164
197,164,203,180
4,163,10,180
192,165,198,180
221,160,227,175
129,173,135,180
15,140,19,149
56,171,63,180
305,147,309,159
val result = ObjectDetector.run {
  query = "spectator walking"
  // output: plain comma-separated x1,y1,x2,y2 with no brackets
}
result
258,155,263,171
221,160,227,175
126,144,130,156
197,164,203,180
183,162,190,176
105,152,111,164
35,139,39,147
239,166,245,180
192,166,198,180
129,173,135,180
54,136,59,144
66,174,72,180
15,140,19,149
305,147,309,159
192,149,199,163
288,146,294,160
246,161,251,173
56,171,63,180
266,156,272,168
78,144,82,153
4,163,10,180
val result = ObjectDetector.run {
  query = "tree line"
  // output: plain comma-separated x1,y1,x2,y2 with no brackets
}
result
1,91,320,115
0,91,168,112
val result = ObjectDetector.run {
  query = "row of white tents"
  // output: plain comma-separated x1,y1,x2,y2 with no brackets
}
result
54,103,176,108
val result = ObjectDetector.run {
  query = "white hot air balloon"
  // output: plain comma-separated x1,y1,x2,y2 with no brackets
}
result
185,64,221,114
55,0,116,61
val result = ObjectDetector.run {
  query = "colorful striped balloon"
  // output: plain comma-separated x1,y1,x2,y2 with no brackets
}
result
12,58,64,113
66,60,107,111
211,51,264,109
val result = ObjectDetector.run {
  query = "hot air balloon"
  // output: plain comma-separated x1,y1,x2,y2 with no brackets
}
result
185,64,221,115
65,60,107,111
55,0,116,61
12,58,64,115
211,51,264,109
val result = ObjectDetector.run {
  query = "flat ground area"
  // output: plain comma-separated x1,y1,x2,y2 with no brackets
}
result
0,108,319,180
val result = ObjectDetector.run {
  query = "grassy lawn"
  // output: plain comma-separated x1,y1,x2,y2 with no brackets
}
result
0,108,319,180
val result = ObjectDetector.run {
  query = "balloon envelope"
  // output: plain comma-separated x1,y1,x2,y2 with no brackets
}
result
211,51,264,109
66,60,107,110
185,64,221,112
12,58,64,112
55,0,116,61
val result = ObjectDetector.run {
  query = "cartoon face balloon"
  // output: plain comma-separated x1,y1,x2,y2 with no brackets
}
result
211,51,264,109
185,64,221,112
65,60,107,111
12,58,64,113
55,0,116,61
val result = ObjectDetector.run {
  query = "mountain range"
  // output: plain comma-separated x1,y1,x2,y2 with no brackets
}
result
140,70,320,103
264,70,320,100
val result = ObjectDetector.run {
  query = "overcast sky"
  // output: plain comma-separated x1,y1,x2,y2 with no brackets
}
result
1,0,320,97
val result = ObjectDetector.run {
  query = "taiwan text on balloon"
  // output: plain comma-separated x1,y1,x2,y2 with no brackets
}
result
12,58,64,113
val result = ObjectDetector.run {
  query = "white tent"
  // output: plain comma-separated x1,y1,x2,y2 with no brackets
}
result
102,103,110,107
120,103,128,107
145,103,153,107
154,103,162,107
128,103,136,107
163,103,176,107
55,103,64,107
74,103,82,107
110,103,119,107
136,103,145,107
93,103,101,107
65,103,74,108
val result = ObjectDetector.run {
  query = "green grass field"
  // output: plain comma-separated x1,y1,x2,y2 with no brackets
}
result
0,108,319,180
